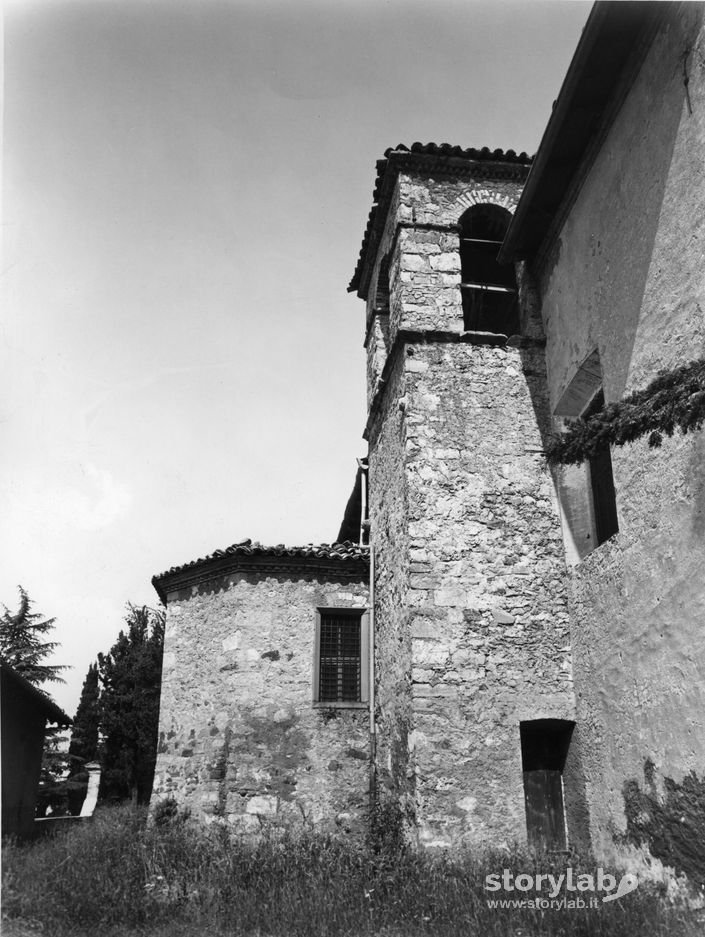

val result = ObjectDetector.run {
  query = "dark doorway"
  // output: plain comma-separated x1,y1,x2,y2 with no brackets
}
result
520,719,575,850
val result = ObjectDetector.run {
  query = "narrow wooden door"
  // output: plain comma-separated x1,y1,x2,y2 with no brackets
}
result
523,768,567,850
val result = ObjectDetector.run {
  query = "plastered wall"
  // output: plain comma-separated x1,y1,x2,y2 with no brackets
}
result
536,5,705,860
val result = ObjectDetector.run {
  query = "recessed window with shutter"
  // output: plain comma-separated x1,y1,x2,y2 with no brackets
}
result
553,354,620,562
313,609,369,706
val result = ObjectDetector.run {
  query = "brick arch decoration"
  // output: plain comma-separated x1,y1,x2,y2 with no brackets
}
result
452,189,519,217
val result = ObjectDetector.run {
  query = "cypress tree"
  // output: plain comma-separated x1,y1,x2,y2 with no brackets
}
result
97,605,165,804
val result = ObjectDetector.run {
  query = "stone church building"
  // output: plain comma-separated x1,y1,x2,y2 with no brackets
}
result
152,2,705,863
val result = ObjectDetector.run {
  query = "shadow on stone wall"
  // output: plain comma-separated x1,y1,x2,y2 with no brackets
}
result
561,722,592,854
617,758,705,887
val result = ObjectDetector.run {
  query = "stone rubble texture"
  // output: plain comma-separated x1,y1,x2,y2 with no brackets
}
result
153,157,579,850
364,165,575,848
153,569,370,834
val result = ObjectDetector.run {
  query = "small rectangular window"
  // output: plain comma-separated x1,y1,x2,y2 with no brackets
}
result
313,609,368,706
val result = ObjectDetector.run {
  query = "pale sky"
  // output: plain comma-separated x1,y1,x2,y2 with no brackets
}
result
1,0,591,716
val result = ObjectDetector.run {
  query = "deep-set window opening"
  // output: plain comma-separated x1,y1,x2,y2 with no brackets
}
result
459,204,518,335
583,390,619,545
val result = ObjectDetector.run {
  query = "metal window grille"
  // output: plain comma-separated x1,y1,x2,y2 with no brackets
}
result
319,614,361,702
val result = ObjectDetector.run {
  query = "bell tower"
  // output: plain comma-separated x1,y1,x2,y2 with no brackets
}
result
349,144,580,849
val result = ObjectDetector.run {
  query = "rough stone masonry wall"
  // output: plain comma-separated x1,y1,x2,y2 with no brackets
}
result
365,180,401,404
403,341,574,848
536,4,705,863
153,569,370,836
364,164,575,848
366,312,391,407
367,348,414,815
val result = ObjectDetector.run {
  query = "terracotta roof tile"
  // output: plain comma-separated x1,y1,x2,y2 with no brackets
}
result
152,539,369,601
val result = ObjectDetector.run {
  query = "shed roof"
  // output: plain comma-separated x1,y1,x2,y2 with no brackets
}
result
0,661,71,725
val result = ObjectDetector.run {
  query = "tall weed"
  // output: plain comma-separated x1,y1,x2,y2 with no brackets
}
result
3,803,702,937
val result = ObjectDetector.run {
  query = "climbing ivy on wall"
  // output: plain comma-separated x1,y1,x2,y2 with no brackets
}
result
546,358,705,466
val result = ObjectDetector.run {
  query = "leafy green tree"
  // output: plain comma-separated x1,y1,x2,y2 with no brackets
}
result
98,605,165,804
0,586,66,686
67,663,101,815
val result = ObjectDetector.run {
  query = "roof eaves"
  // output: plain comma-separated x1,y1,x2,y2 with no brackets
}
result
152,540,370,603
0,661,72,725
500,1,668,263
